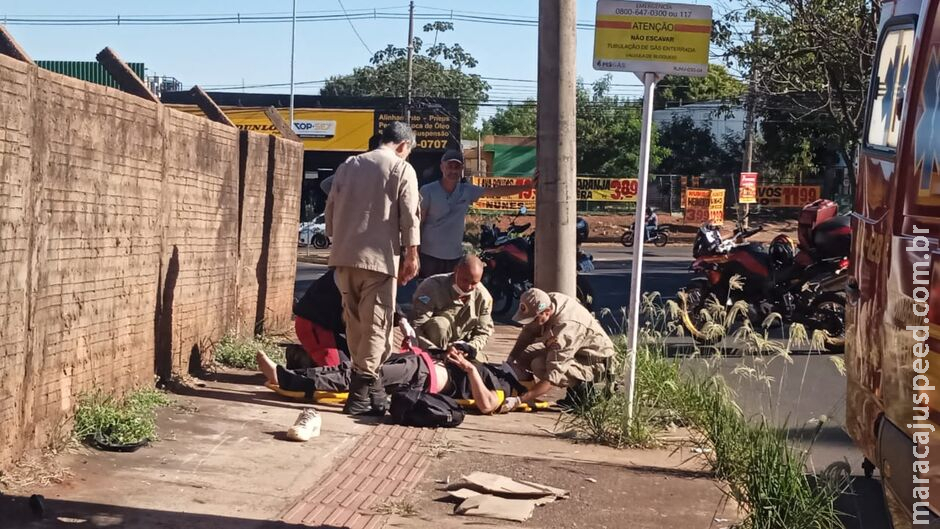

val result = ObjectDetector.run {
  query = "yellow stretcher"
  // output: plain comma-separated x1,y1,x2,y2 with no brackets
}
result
264,383,552,413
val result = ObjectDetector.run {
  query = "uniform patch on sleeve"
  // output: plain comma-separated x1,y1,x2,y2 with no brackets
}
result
418,295,431,304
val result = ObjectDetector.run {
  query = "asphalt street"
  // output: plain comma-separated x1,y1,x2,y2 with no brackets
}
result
294,243,889,528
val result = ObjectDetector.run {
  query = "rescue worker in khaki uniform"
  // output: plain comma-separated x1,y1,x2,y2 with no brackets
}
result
325,122,421,416
507,288,615,408
410,255,495,363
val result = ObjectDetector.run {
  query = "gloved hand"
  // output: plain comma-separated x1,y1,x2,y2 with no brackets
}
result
399,318,417,345
498,396,522,414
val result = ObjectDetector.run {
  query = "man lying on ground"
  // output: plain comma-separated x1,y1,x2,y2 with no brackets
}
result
256,343,527,415
507,288,616,409
411,255,495,363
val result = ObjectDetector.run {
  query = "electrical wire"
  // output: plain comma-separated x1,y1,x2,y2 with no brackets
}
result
336,0,373,55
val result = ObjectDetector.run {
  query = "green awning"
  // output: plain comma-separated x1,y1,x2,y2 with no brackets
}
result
485,144,536,177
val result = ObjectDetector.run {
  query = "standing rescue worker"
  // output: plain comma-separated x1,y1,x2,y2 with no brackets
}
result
325,122,421,416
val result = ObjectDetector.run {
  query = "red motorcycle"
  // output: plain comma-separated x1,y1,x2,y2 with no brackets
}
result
679,201,851,348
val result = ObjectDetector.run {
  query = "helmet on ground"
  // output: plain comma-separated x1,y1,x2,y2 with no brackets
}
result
770,234,796,267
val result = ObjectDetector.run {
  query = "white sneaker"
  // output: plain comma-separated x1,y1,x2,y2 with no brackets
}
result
286,408,321,442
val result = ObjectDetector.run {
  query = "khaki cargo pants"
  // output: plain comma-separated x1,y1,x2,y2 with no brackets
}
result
336,266,397,378
510,343,609,388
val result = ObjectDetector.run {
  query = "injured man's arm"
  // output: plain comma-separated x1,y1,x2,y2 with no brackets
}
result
445,349,501,414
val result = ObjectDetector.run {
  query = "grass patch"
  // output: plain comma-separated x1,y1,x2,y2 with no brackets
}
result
214,333,285,369
73,387,172,447
565,293,846,528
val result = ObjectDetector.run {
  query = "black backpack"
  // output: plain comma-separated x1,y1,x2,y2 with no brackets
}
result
389,389,465,428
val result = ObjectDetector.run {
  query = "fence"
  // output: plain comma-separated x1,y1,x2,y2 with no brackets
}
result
0,53,302,468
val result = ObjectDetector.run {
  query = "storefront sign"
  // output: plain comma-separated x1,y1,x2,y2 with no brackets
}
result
685,188,725,224
292,120,336,138
593,0,713,77
757,185,821,207
375,111,459,151
739,172,758,204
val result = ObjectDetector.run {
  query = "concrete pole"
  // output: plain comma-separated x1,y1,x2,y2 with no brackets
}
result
535,0,578,296
289,0,297,128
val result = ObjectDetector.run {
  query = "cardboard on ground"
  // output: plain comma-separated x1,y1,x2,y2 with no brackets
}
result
593,0,713,76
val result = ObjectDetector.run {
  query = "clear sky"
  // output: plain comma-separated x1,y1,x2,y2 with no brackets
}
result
2,0,735,122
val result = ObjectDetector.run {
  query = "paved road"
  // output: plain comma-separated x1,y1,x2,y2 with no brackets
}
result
294,244,889,528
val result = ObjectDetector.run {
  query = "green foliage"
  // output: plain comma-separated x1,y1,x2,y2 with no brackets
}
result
655,64,746,109
564,294,846,528
656,115,743,176
577,76,669,177
714,0,881,189
481,101,537,136
321,21,489,138
73,388,172,446
214,334,285,369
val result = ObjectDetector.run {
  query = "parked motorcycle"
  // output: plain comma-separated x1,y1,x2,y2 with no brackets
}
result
620,225,670,247
478,209,594,315
678,209,850,350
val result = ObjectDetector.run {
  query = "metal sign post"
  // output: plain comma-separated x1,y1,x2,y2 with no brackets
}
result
624,71,659,421
593,0,712,421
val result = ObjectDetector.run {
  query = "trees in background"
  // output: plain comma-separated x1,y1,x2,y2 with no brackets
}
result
715,0,882,190
321,22,489,138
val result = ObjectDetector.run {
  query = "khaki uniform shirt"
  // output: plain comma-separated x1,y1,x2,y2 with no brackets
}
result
510,292,616,386
411,273,495,362
326,148,421,277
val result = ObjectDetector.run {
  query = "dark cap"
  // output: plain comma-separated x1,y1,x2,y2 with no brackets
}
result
441,150,465,165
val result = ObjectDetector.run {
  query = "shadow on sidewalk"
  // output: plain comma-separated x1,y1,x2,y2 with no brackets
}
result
0,495,347,529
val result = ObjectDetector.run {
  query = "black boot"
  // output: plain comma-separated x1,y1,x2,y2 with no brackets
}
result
369,378,388,417
557,382,594,411
343,372,375,416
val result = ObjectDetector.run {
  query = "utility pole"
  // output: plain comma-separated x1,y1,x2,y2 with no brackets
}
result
289,0,297,128
739,22,760,229
535,0,578,296
405,1,415,124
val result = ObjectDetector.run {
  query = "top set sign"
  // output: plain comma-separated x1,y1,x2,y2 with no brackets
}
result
593,1,713,76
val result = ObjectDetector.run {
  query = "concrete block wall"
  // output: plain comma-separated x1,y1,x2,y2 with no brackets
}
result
0,54,302,468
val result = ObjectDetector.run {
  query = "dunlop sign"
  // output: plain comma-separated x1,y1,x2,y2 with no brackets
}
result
593,1,713,76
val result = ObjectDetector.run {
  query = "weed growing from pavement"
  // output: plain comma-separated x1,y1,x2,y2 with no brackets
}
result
564,292,847,528
73,387,172,447
214,333,285,369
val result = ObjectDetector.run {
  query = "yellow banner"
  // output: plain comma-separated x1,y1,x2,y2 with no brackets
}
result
167,104,374,152
593,1,712,76
757,185,821,207
471,176,639,212
686,188,725,224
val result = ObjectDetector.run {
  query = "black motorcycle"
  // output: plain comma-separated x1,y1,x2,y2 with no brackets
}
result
478,211,594,315
620,225,669,247
679,218,850,350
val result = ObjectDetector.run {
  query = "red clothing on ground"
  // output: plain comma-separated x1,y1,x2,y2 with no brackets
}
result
295,317,343,367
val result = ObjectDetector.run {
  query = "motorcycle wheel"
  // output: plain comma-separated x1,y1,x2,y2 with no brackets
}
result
312,233,330,249
654,231,669,248
484,274,515,317
678,283,721,345
807,292,846,353
576,275,594,311
621,230,634,247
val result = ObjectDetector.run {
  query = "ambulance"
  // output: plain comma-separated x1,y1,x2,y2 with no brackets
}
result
845,0,940,525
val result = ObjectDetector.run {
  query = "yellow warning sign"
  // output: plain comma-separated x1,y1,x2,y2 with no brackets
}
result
593,1,712,77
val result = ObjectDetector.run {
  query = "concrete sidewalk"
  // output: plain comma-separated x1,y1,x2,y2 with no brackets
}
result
0,324,734,529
